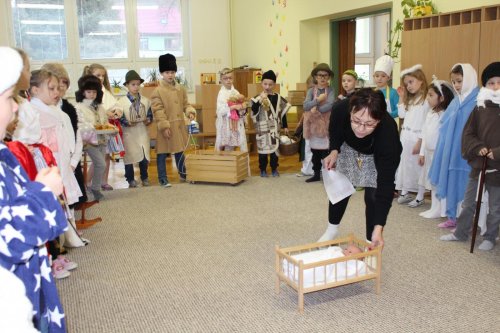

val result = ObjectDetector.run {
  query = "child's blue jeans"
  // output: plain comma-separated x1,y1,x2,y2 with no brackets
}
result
157,152,186,181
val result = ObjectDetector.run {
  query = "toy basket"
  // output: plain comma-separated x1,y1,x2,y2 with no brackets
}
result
279,138,299,156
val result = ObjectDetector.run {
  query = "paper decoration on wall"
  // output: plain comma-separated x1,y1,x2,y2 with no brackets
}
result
266,0,289,95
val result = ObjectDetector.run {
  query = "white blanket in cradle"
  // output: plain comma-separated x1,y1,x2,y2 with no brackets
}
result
282,247,367,288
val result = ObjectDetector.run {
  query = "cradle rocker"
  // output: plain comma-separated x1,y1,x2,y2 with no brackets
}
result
275,234,382,313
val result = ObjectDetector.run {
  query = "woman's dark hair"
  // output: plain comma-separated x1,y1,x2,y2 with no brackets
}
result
349,88,387,121
428,83,455,112
75,74,103,104
451,64,463,76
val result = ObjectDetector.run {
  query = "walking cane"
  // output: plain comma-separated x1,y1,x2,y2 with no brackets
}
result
470,156,488,253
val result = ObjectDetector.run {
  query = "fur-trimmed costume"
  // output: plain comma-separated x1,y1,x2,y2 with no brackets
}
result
250,93,290,154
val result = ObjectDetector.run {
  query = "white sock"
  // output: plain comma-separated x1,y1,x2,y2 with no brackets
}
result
416,186,425,201
317,224,339,242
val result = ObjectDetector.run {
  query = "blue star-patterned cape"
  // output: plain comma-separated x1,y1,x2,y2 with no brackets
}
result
0,143,68,333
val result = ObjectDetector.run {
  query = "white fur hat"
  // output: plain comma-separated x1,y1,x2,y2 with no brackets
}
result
400,64,423,78
374,55,394,77
0,47,23,95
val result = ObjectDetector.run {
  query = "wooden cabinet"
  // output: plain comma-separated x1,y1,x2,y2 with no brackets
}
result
480,5,500,71
401,7,498,82
233,68,261,97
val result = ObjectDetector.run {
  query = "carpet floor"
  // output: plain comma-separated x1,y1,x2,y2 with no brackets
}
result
58,175,500,333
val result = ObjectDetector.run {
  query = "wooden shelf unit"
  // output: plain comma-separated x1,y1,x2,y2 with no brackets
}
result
401,6,498,82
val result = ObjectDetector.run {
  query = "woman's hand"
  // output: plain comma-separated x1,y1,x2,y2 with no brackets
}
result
324,150,338,170
310,106,318,114
35,167,63,196
369,225,384,251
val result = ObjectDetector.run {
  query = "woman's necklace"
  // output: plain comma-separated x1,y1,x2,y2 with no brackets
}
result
356,152,363,170
355,137,375,170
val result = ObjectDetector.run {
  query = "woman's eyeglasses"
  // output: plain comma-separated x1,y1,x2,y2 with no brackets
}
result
315,74,329,78
350,116,378,129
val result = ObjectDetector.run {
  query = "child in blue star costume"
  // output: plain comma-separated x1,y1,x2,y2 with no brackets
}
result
0,47,68,333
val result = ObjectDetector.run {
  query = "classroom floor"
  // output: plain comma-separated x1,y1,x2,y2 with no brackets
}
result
105,149,303,190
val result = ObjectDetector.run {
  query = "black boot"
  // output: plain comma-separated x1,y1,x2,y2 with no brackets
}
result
305,172,320,183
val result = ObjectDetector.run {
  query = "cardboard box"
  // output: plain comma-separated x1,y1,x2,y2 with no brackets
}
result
186,150,249,185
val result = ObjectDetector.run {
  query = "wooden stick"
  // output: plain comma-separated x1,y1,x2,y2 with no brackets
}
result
470,156,488,253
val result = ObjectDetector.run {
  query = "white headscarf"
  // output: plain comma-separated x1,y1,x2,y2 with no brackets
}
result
0,47,23,95
451,63,478,102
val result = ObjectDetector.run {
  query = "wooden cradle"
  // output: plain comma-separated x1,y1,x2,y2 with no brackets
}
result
275,234,382,312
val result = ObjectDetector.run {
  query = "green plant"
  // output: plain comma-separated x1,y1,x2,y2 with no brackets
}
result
111,79,122,88
148,68,159,83
401,0,437,18
386,0,437,60
386,19,404,60
175,72,189,89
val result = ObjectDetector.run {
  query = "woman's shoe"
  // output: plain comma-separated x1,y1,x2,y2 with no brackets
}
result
305,174,320,183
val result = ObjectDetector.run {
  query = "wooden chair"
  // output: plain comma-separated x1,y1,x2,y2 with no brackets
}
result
75,152,102,229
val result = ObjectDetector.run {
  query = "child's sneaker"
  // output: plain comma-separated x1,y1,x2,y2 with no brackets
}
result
260,170,268,177
159,179,172,188
397,193,413,204
478,240,495,251
142,179,150,187
440,233,459,241
52,262,70,279
101,183,114,191
128,180,138,188
438,219,456,228
408,199,424,208
54,255,78,271
271,169,279,177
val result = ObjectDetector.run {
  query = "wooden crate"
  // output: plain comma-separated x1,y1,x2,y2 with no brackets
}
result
185,150,249,185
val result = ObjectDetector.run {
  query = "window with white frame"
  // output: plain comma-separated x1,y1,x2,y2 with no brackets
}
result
76,0,128,59
8,0,190,92
354,13,390,86
136,0,183,58
11,0,68,61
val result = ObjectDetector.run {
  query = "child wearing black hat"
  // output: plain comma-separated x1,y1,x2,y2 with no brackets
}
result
151,53,196,187
250,70,290,177
117,70,153,188
441,62,500,251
